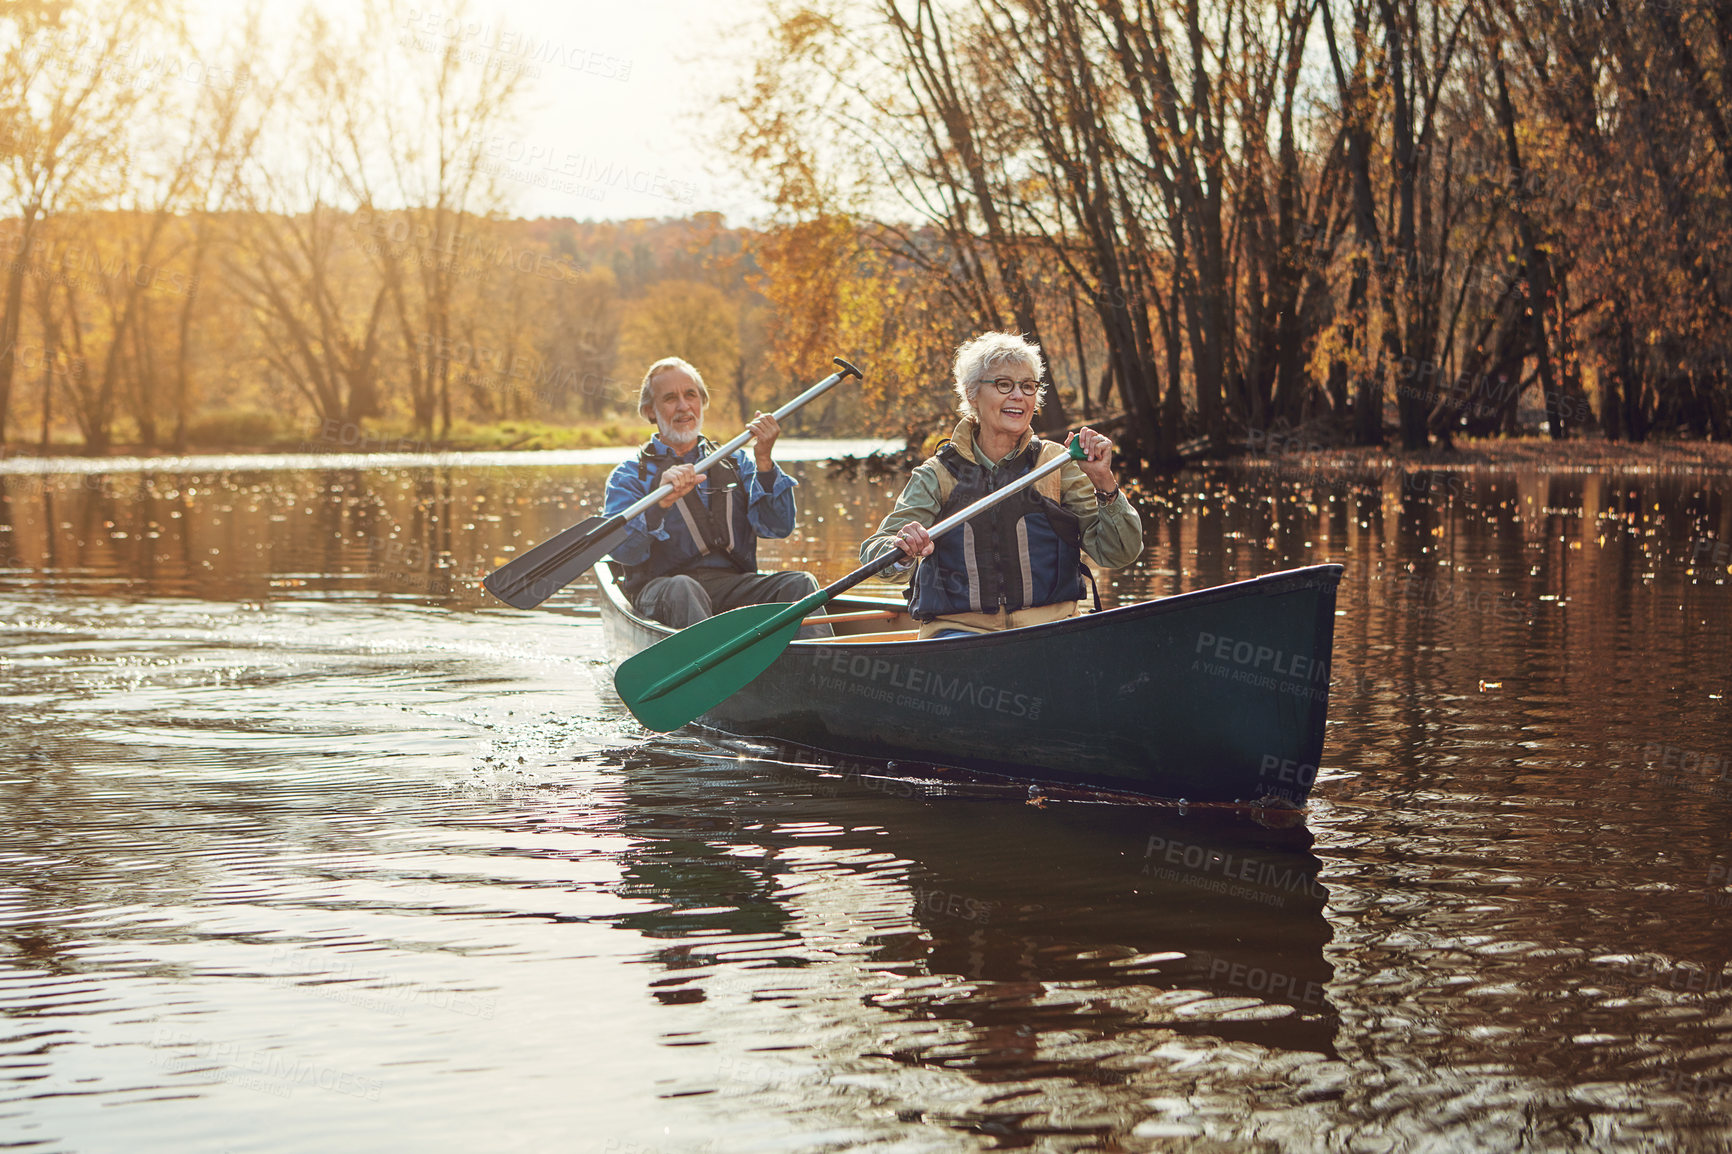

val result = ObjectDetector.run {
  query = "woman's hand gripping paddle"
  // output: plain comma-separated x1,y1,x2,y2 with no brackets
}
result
614,436,1088,732
482,357,864,609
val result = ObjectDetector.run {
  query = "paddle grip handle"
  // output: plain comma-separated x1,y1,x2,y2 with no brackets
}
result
708,358,862,461
613,358,864,524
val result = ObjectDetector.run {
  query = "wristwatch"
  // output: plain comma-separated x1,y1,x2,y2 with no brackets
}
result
1094,487,1119,504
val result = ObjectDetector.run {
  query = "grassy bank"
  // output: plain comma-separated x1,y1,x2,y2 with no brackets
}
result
288,417,645,453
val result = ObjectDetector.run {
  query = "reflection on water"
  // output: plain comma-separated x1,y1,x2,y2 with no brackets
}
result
0,450,1730,1151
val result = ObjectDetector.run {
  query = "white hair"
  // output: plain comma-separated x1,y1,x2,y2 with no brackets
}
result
637,356,709,420
951,332,1048,420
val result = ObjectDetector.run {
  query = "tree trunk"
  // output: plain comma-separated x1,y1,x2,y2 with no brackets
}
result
0,208,43,447
1491,46,1562,439
1617,311,1646,443
1068,290,1091,418
132,298,158,450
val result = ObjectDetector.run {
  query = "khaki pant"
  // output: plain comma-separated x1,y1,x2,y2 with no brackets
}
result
634,568,833,638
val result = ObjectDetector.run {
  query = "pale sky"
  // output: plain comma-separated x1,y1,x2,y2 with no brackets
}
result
184,0,772,224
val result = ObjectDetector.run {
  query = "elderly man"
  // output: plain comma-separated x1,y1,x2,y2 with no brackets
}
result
604,356,826,633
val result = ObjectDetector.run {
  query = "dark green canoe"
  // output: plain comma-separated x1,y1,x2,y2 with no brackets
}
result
597,561,1343,804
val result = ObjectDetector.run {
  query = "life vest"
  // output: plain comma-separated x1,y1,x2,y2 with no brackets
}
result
619,438,756,597
908,438,1088,620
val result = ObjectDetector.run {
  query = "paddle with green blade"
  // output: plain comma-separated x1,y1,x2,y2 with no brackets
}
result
482,356,864,609
615,434,1090,732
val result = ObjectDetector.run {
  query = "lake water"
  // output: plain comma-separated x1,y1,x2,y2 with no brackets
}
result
0,443,1729,1152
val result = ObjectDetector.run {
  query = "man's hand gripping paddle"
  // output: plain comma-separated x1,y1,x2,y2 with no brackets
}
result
482,357,863,609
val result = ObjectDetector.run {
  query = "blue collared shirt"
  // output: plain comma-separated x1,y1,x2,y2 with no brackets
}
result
603,435,799,574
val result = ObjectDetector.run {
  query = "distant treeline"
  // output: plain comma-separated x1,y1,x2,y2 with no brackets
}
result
0,204,797,453
13,0,1732,465
0,0,859,455
729,0,1732,464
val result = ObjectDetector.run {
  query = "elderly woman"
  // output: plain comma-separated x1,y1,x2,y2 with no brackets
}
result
861,332,1143,638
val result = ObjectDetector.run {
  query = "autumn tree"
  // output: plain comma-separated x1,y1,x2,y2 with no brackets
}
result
310,0,526,439
618,279,742,418
0,0,156,448
728,0,1732,456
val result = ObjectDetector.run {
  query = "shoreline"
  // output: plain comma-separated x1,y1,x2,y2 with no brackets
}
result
3,434,1730,477
1214,436,1732,477
0,439,903,477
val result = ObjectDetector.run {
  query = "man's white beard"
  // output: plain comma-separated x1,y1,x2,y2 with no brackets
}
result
658,416,702,448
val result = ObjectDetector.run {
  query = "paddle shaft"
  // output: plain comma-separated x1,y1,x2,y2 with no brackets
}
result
490,357,862,602
610,360,860,527
633,438,1087,703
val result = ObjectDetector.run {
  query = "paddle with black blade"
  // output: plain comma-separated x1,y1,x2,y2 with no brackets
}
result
482,356,864,609
615,435,1089,732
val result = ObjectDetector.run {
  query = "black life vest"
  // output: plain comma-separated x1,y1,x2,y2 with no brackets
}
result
908,439,1087,620
619,439,756,597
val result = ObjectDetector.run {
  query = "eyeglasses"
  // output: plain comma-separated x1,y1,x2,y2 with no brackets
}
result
985,377,1042,396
